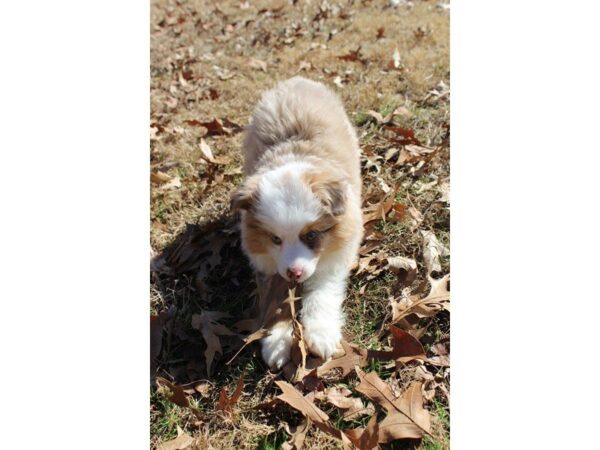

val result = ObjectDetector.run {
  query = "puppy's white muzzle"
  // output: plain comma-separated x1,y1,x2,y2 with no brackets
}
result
277,241,317,283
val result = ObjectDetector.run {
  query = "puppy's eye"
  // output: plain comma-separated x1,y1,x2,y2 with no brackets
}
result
305,231,318,241
271,235,282,245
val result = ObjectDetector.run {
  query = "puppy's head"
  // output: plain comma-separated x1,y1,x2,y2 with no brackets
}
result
232,164,350,283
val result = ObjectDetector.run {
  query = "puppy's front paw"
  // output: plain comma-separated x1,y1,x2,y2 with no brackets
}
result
303,321,342,361
260,324,293,370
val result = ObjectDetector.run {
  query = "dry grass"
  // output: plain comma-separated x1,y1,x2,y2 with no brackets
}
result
151,1,449,449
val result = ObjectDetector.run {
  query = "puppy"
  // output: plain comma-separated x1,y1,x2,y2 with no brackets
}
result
232,77,363,369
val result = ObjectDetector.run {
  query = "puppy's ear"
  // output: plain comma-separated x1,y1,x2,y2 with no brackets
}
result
310,178,346,217
230,182,258,212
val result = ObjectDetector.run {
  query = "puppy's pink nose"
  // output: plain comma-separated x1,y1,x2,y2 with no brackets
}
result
286,267,303,281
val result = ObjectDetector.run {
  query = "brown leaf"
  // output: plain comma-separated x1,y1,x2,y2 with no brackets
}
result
156,377,190,408
283,417,311,450
216,374,245,414
385,126,422,146
158,176,182,191
377,383,431,443
185,118,240,136
343,414,380,450
362,188,398,225
151,171,173,184
337,47,367,65
376,27,385,39
199,138,230,165
228,274,296,365
248,58,267,72
391,274,450,323
325,386,374,421
421,230,449,275
286,288,309,379
158,427,195,450
180,380,212,397
317,340,367,377
367,326,425,363
275,380,330,424
385,256,417,285
191,310,234,376
354,369,431,442
428,338,450,367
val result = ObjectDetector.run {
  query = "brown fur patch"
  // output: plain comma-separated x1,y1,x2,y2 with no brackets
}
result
231,178,259,212
299,211,358,255
302,171,347,217
243,212,272,254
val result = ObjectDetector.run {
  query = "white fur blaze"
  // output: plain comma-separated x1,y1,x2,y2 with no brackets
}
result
260,322,293,369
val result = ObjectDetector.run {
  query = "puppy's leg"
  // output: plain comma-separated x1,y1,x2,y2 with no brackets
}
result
260,320,293,369
300,273,346,361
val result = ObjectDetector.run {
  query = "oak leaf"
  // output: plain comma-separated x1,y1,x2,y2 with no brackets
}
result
275,380,330,423
216,374,244,414
158,427,195,450
355,368,431,442
283,417,311,450
156,377,189,408
191,310,234,376
367,326,425,364
391,274,450,323
317,340,367,377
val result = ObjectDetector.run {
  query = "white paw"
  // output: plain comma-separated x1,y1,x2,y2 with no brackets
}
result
303,321,342,361
260,323,293,369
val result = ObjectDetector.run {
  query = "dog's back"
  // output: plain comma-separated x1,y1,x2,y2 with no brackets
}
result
243,77,361,194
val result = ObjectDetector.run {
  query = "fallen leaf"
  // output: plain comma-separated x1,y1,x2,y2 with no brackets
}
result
385,256,417,285
199,138,230,165
159,176,182,191
362,188,398,224
158,427,195,450
317,340,367,377
355,368,431,442
248,58,267,72
438,179,450,203
156,377,190,408
385,126,422,146
228,274,296,365
185,118,240,136
216,374,245,414
325,386,374,420
337,47,367,65
421,230,449,275
407,207,424,230
377,382,431,443
191,310,235,375
275,380,330,423
283,417,311,450
286,288,309,380
391,274,450,323
343,414,380,450
151,171,172,184
367,326,425,364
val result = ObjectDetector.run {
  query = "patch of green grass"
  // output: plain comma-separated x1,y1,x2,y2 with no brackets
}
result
150,389,185,442
353,111,371,127
379,100,399,118
422,436,446,450
256,429,288,450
